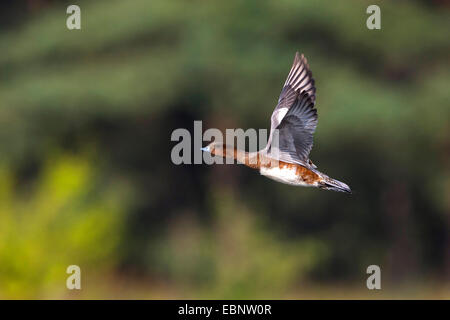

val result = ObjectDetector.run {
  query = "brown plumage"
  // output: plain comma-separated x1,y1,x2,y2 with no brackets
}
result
207,142,321,186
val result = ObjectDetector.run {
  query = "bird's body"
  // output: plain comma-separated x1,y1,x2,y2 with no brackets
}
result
259,161,320,187
202,52,351,193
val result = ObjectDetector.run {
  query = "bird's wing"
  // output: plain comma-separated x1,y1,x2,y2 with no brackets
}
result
282,52,316,103
265,52,317,164
269,92,318,164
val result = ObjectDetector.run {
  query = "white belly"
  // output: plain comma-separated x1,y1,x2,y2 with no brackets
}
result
260,166,311,187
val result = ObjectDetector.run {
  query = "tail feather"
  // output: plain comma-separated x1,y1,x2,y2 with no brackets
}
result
321,177,351,194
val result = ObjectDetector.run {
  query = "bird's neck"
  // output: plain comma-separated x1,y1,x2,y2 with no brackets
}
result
222,147,261,169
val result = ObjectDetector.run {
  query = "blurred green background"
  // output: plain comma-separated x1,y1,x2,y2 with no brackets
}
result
0,0,449,299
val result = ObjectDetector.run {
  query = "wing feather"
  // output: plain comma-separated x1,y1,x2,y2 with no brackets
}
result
269,92,318,163
265,52,317,165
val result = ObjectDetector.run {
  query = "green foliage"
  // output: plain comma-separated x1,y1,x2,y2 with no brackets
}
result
0,0,448,298
0,154,126,298
150,188,326,298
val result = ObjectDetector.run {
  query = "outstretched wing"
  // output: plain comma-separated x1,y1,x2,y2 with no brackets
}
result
281,52,316,103
270,92,318,163
266,52,317,164
268,52,316,137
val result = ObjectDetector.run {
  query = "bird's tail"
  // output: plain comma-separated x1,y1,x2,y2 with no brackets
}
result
320,177,352,194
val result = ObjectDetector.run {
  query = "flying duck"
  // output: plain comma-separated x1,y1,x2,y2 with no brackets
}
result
202,52,351,193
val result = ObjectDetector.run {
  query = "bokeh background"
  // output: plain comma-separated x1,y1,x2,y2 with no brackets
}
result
0,0,449,299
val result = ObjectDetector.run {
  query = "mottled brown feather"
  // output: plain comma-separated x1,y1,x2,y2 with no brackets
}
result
210,145,321,184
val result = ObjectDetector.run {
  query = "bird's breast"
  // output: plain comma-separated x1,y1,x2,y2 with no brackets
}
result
259,161,321,187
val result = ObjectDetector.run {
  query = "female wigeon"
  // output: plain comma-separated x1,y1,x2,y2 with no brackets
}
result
202,52,351,193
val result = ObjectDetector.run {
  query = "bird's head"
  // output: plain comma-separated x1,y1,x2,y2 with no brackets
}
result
201,141,235,159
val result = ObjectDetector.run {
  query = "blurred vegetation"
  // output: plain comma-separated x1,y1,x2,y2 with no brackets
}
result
0,154,127,298
0,0,448,298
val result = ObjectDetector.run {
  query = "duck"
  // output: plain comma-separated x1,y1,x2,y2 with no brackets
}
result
201,52,351,193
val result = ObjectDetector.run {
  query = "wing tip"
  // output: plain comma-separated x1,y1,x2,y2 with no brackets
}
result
293,52,306,67
294,52,301,64
286,52,316,101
